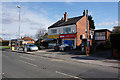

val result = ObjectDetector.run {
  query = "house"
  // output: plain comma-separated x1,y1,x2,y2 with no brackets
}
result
48,10,91,49
0,37,2,42
21,37,35,44
94,29,112,46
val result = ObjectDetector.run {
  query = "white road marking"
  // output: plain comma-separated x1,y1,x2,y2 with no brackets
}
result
19,60,38,67
22,54,47,60
56,71,84,80
50,59,63,62
0,73,5,75
20,56,34,61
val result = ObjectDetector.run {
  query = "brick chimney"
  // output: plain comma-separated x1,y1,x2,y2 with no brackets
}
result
83,10,85,16
64,12,68,22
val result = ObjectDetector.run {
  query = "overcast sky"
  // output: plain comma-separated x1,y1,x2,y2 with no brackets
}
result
1,2,119,40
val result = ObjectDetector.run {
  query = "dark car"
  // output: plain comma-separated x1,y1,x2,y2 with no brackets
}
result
54,44,73,51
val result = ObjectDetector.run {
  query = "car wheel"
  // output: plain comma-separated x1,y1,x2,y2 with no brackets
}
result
61,48,64,51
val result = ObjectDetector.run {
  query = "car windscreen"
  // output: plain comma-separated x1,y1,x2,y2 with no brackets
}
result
29,45,36,47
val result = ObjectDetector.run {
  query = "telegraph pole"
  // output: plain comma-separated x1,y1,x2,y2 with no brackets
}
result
86,10,89,56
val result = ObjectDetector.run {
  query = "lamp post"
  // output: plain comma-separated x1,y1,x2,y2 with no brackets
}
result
17,5,21,50
17,5,21,39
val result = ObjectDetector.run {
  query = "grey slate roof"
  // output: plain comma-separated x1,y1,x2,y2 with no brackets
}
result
48,16,83,29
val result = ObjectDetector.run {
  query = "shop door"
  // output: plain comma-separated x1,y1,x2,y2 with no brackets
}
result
64,40,72,46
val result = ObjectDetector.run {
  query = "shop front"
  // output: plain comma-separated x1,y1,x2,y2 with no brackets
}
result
59,34,76,49
47,35,59,48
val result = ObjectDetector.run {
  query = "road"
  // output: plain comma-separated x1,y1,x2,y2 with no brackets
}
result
2,51,118,79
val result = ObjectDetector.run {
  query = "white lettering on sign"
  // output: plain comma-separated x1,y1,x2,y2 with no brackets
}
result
60,36,64,38
66,35,74,37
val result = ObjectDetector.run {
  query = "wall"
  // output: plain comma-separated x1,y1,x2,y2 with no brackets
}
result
106,31,111,41
76,16,90,46
48,24,76,35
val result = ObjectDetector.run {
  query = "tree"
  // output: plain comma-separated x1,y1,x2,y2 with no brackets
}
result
88,15,95,29
112,26,120,34
36,28,48,39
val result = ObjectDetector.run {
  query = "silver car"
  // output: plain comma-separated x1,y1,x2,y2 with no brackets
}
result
24,44,38,52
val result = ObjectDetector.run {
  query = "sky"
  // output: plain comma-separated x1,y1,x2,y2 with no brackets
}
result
1,2,119,40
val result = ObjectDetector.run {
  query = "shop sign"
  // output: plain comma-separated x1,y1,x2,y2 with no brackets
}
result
59,34,76,38
48,35,59,39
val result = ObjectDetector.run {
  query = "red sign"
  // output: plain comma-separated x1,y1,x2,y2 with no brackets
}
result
59,34,76,38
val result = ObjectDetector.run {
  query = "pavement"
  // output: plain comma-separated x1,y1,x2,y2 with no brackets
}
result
15,49,120,68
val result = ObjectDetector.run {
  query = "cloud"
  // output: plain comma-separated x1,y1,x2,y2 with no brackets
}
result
88,11,93,15
2,3,54,40
98,21,118,26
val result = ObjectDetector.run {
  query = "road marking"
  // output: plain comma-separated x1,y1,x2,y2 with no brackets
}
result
50,59,63,62
0,73,5,75
19,60,38,67
20,56,34,61
56,71,84,80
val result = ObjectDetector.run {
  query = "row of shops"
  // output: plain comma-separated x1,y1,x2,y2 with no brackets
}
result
48,34,76,49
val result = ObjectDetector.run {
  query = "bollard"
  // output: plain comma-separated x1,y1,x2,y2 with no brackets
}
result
12,47,14,51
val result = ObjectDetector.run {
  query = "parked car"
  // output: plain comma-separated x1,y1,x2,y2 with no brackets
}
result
23,44,38,52
54,44,73,51
36,43,45,50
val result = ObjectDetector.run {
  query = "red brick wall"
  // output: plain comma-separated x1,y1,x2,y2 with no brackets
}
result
106,31,111,41
76,16,90,46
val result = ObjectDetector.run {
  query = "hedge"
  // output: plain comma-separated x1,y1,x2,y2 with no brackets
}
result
110,34,120,49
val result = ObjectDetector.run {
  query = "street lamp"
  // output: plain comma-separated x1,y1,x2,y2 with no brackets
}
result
17,5,21,50
17,5,21,39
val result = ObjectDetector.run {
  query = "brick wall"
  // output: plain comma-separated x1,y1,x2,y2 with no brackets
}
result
76,16,90,46
106,31,112,41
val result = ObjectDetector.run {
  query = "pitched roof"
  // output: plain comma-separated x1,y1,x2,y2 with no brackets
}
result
22,37,34,41
48,16,83,29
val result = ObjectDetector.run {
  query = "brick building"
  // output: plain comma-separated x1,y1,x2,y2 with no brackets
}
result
0,37,2,42
21,37,35,44
48,10,92,49
94,29,112,46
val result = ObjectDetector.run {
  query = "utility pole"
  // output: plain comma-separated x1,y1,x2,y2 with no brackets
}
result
86,10,89,56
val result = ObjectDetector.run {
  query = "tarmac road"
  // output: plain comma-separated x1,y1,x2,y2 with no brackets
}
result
2,51,119,79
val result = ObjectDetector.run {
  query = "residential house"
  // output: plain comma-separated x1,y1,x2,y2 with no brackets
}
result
0,37,2,42
21,37,35,44
48,10,91,49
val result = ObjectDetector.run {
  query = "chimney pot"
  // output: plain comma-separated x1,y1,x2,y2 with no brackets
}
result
83,10,85,16
64,12,68,22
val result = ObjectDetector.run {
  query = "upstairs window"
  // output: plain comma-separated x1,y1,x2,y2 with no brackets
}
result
51,29,57,34
63,27,71,34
